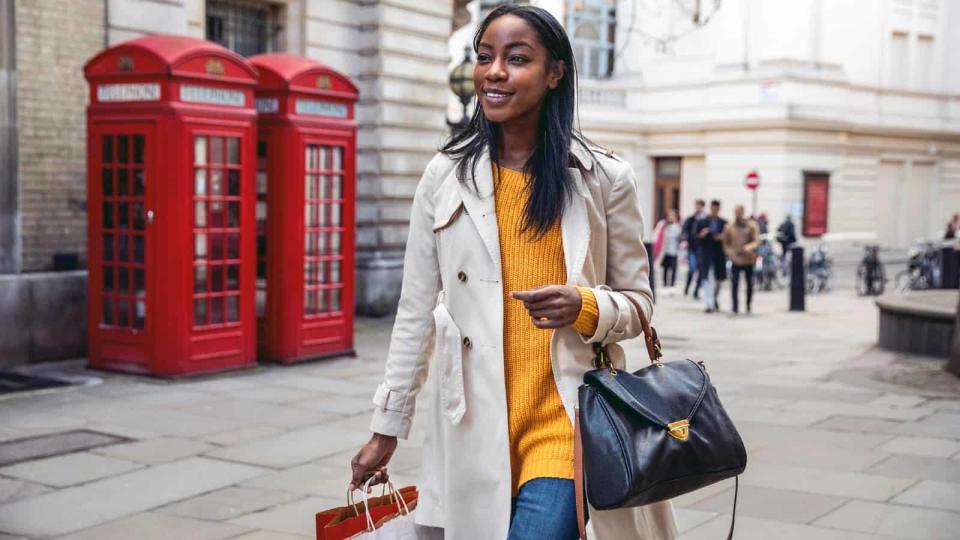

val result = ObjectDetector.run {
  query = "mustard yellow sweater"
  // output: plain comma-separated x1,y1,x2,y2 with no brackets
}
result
494,166,599,495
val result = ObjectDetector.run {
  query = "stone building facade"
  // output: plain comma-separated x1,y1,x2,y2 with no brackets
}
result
0,0,454,365
453,0,960,247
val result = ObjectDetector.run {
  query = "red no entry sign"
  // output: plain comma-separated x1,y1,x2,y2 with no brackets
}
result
745,170,760,190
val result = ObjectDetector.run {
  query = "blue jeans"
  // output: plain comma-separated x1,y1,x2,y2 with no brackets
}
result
508,478,581,540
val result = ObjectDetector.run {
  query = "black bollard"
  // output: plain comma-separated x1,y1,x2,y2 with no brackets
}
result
645,241,656,303
941,246,959,289
789,245,805,311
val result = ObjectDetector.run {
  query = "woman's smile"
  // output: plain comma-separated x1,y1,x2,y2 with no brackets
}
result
481,87,515,107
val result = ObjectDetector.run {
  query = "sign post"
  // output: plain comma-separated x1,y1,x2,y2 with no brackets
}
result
745,170,760,216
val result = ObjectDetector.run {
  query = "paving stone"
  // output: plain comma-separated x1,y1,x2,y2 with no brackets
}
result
735,421,894,454
60,403,245,438
241,463,350,499
690,485,848,524
814,414,960,440
225,386,319,405
864,454,960,483
928,399,960,411
158,486,305,521
269,375,374,397
726,407,832,427
0,534,27,540
206,425,370,469
892,480,960,512
0,457,269,537
55,511,250,540
668,479,735,508
878,436,960,458
120,388,222,408
679,514,889,540
866,394,928,408
81,423,161,440
0,476,51,504
230,531,311,540
0,452,141,487
92,437,215,465
748,440,889,472
740,463,915,501
727,384,879,404
190,399,336,429
814,500,960,540
201,426,285,446
228,496,340,538
783,400,935,421
673,508,718,534
290,395,376,416
0,430,127,467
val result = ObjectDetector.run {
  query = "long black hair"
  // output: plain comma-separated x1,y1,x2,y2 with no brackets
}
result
441,4,593,237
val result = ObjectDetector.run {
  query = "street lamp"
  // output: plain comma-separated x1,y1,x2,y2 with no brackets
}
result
447,46,475,134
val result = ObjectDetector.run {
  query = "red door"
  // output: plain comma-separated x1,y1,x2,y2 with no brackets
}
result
88,126,154,371
300,135,354,351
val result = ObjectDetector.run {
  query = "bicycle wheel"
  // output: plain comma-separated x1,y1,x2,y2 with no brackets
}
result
895,270,912,292
873,264,886,295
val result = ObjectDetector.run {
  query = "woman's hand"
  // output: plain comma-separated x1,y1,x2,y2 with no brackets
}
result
511,285,582,329
349,433,398,491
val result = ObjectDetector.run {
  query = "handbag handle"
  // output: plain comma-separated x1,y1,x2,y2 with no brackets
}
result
592,296,663,371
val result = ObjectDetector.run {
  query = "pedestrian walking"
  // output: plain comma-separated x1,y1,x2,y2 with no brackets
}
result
776,214,797,264
695,200,728,313
681,199,706,298
348,6,676,540
945,213,960,240
659,210,682,288
723,204,761,314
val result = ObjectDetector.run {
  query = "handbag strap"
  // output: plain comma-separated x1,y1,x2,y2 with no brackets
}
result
573,407,740,540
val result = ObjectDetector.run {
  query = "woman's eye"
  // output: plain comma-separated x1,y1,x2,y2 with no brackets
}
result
509,56,528,63
477,54,491,63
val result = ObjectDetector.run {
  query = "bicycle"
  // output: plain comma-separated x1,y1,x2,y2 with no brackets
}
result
805,244,832,294
754,235,785,291
855,244,886,296
895,240,941,292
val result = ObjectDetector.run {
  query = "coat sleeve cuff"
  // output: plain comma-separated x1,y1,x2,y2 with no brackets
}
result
572,286,600,337
369,383,414,439
577,286,617,344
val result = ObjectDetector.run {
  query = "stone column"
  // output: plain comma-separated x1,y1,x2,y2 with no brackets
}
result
352,1,453,316
0,0,19,274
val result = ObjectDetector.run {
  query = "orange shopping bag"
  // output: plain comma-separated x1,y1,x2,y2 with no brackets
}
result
316,481,418,540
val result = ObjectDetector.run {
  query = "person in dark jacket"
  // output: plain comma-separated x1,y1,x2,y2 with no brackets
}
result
776,215,797,264
681,199,706,298
695,200,728,313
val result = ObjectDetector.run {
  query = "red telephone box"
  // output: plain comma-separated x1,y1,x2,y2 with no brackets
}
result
84,36,259,376
249,53,358,364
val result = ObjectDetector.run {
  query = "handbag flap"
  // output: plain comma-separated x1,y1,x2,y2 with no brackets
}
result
583,359,708,427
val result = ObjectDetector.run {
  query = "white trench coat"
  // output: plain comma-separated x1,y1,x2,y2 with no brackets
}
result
369,144,678,540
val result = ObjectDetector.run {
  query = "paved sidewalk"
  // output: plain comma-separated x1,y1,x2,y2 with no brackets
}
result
0,286,958,539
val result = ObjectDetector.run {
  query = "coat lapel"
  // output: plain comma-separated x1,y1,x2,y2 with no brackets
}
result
562,144,594,285
456,152,502,274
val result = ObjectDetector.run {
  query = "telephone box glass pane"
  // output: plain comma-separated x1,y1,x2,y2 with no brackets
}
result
195,234,207,261
103,202,114,229
228,170,240,195
133,204,145,231
212,266,224,292
133,135,145,164
103,267,114,291
211,137,224,164
332,147,343,172
228,202,240,227
194,266,207,293
211,234,224,261
331,232,341,254
133,170,145,196
134,268,145,292
102,297,114,325
102,136,114,164
227,234,239,259
118,135,129,164
211,297,224,324
194,298,207,326
226,295,239,322
194,137,207,165
331,261,341,283
118,234,129,262
118,268,129,291
331,205,341,226
227,265,239,289
195,169,207,195
103,234,114,261
118,169,129,196
133,235,144,263
332,175,342,199
102,169,113,196
211,170,224,196
117,299,130,326
227,138,240,164
331,289,341,312
195,202,207,227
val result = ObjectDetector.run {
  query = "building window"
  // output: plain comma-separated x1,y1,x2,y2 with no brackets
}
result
889,31,908,88
566,0,616,79
915,34,933,90
206,0,283,57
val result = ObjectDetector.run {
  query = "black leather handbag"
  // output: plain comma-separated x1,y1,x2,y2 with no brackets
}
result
573,314,747,539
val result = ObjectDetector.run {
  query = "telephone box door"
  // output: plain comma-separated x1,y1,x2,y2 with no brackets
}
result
88,125,155,371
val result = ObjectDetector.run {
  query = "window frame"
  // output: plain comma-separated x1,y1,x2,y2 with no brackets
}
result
566,0,617,79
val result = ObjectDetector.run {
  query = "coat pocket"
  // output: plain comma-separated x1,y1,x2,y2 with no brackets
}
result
432,293,466,425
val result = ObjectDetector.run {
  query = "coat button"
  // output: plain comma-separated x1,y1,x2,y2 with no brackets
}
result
457,271,468,283
462,336,472,349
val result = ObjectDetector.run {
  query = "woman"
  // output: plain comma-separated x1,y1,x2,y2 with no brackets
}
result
349,6,677,539
658,210,682,288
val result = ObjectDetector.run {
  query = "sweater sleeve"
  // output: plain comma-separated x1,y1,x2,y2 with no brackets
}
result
571,286,600,336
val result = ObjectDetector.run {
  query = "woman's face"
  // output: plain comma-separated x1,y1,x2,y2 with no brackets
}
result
473,14,562,127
